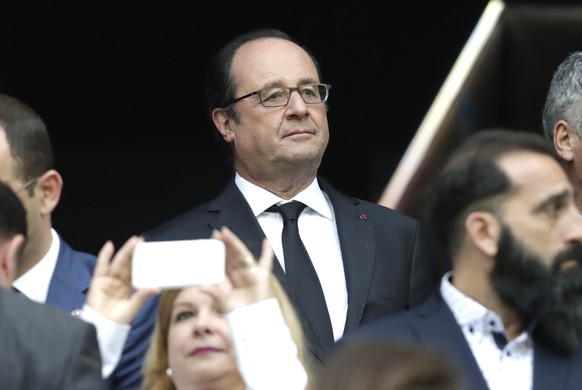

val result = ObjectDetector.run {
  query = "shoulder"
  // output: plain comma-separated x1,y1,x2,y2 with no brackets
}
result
0,289,101,389
142,200,213,241
2,288,95,336
58,234,97,263
343,292,443,341
318,176,420,225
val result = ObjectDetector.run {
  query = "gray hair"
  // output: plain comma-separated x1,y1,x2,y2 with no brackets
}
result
542,51,582,140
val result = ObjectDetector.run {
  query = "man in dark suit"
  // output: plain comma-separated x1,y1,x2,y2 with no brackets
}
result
0,94,158,389
340,129,582,390
0,180,105,389
143,28,435,369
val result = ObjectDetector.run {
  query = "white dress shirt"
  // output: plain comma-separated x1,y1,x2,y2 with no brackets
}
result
12,228,129,378
440,272,533,390
235,173,348,341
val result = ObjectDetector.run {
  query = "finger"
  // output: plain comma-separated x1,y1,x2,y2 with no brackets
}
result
219,226,256,269
114,287,160,324
257,238,274,271
94,240,115,278
108,235,144,280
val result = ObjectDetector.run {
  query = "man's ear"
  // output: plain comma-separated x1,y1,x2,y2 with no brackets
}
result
465,211,500,257
36,169,63,215
211,108,235,143
0,234,25,287
554,120,579,162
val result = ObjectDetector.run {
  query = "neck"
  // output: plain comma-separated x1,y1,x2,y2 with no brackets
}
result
16,226,52,278
453,265,525,339
237,169,317,200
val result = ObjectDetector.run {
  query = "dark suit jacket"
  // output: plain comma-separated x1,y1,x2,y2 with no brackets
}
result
341,291,582,390
143,176,435,365
0,287,105,389
47,233,159,390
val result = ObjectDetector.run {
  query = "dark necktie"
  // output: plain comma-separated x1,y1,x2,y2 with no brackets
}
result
268,201,334,350
492,331,508,350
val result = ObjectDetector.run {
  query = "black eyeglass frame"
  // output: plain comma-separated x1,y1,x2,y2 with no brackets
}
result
224,83,332,108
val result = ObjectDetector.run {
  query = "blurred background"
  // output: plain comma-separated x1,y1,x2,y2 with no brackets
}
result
0,0,574,253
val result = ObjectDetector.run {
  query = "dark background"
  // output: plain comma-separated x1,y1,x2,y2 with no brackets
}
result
0,0,564,254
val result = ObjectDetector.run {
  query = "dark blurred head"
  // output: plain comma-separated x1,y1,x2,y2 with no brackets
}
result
317,339,461,390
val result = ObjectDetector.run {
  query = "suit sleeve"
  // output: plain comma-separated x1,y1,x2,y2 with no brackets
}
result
409,221,439,307
62,321,106,390
105,295,159,389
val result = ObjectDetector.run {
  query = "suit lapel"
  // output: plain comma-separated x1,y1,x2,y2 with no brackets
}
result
207,180,267,256
46,238,94,313
414,294,490,390
319,178,375,333
532,340,572,390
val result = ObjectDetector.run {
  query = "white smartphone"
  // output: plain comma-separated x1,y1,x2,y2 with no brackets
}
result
131,239,225,289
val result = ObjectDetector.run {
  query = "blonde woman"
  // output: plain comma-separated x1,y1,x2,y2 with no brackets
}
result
141,227,311,390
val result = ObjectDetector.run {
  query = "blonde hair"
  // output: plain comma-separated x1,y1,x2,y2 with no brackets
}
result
269,274,314,383
141,276,311,389
142,289,180,390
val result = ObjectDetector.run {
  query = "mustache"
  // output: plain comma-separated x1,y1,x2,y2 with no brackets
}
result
552,244,582,272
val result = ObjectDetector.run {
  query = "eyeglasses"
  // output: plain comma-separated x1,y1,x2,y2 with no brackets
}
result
225,83,331,108
15,177,38,194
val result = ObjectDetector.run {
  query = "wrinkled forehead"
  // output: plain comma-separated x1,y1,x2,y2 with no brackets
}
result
174,285,220,306
232,38,319,89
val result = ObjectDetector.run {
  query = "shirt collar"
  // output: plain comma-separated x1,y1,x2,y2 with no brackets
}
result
12,228,60,303
440,271,506,333
235,173,333,220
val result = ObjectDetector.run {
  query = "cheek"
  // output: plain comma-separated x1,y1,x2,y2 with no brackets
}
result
235,124,275,157
216,322,235,355
314,107,329,130
167,326,185,364
512,223,557,264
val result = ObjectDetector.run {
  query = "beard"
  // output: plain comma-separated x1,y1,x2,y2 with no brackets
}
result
491,225,582,355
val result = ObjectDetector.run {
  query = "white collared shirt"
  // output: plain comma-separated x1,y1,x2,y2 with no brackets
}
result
12,228,60,303
235,173,348,340
440,272,533,390
12,228,128,379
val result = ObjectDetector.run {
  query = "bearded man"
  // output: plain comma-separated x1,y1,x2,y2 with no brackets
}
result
338,129,582,390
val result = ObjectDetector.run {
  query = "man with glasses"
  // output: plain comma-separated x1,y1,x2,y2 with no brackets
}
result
143,28,435,371
0,93,158,389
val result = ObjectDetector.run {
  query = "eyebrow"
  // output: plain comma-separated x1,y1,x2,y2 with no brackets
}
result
534,189,571,212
